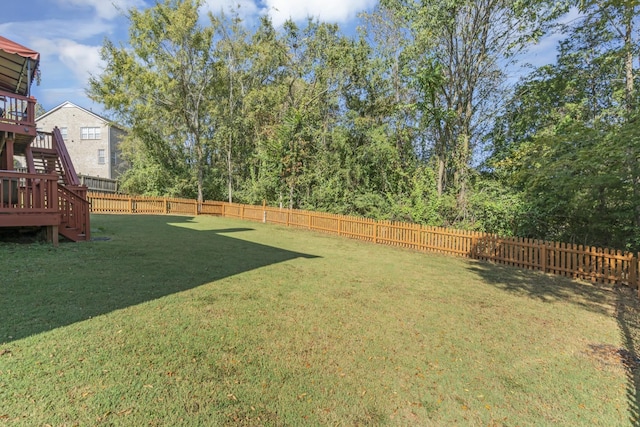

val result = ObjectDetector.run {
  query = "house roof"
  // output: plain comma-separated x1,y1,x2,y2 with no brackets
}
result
36,101,125,131
0,36,40,96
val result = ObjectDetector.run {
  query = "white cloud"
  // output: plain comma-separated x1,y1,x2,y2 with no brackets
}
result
0,20,113,43
30,38,103,84
201,0,263,18
201,0,377,26
57,40,104,83
56,0,145,20
264,0,377,26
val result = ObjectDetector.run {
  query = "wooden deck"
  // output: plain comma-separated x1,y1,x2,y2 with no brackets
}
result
0,89,90,243
0,34,91,244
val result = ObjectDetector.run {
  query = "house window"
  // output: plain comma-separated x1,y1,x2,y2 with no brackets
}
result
111,151,117,166
98,149,106,165
81,127,101,140
60,127,68,140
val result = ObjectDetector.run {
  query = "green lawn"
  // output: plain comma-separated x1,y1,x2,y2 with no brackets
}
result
0,214,637,426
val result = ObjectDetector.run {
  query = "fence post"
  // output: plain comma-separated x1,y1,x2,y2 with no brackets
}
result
373,221,378,244
631,252,639,290
540,242,546,273
129,197,133,214
637,253,640,299
263,200,266,223
164,198,168,215
470,233,478,259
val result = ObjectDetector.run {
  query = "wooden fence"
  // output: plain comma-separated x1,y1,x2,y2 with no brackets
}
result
87,193,640,294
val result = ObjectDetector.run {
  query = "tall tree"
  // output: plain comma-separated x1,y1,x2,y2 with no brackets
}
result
245,19,352,209
381,0,566,215
88,0,220,204
491,15,640,249
577,0,639,113
209,11,253,203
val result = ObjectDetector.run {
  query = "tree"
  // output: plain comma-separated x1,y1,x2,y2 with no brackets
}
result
242,19,354,210
34,102,46,118
88,0,221,203
490,15,640,249
209,10,259,204
577,0,639,113
381,0,567,215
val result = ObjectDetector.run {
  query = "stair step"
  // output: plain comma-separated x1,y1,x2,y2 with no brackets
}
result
31,148,58,156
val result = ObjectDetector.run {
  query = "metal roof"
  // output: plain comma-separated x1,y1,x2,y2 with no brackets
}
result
0,35,40,96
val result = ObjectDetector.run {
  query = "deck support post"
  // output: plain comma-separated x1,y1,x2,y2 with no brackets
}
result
0,137,14,170
46,225,59,247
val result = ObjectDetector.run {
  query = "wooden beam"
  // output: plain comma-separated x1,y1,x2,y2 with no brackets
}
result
0,213,59,227
0,137,14,170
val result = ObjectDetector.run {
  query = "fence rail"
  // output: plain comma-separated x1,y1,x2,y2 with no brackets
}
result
79,175,119,194
87,193,640,295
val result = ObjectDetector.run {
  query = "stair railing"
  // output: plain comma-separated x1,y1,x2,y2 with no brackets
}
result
58,185,90,240
51,127,80,186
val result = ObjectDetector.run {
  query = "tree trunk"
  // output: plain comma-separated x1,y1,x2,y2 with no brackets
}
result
624,7,634,114
227,144,233,203
437,156,445,196
288,181,295,210
195,137,204,206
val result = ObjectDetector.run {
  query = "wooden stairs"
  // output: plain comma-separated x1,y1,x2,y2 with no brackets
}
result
1,125,90,243
27,128,90,242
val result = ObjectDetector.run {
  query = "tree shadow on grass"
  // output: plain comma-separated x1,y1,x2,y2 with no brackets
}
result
468,260,640,426
467,261,617,317
615,286,640,427
0,215,319,344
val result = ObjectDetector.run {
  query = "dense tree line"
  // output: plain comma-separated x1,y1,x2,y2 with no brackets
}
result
88,0,640,251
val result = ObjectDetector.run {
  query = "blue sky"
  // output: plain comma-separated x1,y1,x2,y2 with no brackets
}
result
1,0,561,116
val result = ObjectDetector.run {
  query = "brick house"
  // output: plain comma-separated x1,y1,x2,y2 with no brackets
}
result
36,101,127,179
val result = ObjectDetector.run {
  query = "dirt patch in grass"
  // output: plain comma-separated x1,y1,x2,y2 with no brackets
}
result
583,343,639,372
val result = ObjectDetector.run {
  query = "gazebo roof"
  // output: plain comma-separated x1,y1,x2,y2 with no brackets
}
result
0,36,40,96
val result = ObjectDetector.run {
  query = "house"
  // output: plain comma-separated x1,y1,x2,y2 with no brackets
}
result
36,101,127,180
0,36,89,244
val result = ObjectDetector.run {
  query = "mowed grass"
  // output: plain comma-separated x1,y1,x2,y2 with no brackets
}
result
0,214,637,426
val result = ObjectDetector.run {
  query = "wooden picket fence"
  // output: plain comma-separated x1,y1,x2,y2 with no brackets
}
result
87,193,640,294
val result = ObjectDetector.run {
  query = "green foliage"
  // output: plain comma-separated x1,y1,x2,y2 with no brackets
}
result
85,0,638,250
467,176,525,236
88,0,221,203
490,9,640,250
388,165,443,224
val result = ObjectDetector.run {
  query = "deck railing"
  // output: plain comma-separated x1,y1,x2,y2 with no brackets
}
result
0,171,58,214
0,90,36,135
